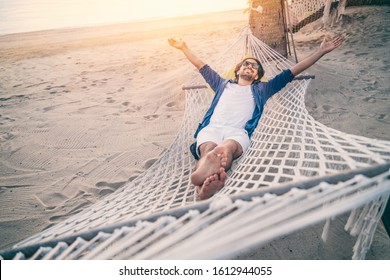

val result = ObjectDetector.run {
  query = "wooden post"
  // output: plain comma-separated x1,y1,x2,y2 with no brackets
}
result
338,0,348,15
322,0,333,25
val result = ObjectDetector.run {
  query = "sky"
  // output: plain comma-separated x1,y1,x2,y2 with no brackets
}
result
0,0,247,35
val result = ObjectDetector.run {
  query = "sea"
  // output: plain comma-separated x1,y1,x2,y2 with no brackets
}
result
0,0,245,35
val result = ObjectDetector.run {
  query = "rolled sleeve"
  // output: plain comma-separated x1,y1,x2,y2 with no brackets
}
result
262,69,295,100
199,64,225,93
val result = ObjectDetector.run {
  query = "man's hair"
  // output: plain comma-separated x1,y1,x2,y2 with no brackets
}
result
234,57,264,83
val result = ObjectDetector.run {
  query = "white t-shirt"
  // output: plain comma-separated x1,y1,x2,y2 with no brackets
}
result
209,82,255,129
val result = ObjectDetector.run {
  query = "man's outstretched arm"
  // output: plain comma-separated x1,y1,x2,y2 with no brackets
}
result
168,38,206,70
290,37,344,76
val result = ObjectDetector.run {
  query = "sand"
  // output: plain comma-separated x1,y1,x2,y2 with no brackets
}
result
0,6,389,258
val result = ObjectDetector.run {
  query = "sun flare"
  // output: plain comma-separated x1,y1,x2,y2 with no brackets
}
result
1,0,246,34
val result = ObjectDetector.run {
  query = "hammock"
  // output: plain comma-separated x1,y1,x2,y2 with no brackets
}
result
1,1,390,260
288,0,340,33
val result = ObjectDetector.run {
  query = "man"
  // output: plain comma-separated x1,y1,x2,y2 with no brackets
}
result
168,36,343,200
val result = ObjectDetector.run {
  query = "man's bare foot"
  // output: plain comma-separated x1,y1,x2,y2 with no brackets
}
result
190,146,226,186
213,146,228,169
198,167,227,200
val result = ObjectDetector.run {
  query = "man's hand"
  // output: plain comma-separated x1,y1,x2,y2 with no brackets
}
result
291,36,344,76
319,37,344,54
168,38,186,50
167,37,205,70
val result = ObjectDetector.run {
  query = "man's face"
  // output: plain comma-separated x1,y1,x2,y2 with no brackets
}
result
237,59,259,82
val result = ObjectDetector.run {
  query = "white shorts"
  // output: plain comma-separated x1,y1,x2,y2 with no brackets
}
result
196,124,251,157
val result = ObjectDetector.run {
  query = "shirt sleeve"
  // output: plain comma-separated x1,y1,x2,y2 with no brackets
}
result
261,69,295,100
199,64,225,93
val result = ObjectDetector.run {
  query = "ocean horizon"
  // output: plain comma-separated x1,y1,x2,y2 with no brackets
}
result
0,0,245,35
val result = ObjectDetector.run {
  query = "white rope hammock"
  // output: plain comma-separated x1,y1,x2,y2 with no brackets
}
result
1,165,389,260
1,0,389,260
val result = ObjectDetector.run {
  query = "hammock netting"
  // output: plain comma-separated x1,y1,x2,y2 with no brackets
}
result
1,0,389,260
287,0,340,33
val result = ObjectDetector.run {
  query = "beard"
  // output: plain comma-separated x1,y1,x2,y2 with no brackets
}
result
238,72,255,82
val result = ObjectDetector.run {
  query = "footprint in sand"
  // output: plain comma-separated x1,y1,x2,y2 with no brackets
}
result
343,50,354,56
126,105,142,112
144,114,159,121
0,132,15,141
166,102,175,107
105,98,115,103
0,115,16,124
363,96,376,103
377,114,389,122
143,158,158,169
322,104,333,112
359,69,368,75
44,85,67,95
95,181,126,195
165,101,178,110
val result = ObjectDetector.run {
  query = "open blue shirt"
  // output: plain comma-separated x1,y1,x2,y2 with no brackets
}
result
190,64,295,160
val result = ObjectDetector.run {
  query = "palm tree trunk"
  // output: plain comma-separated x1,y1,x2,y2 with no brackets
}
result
249,0,288,57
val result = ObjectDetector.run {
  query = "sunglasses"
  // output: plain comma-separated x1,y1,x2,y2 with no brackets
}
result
242,60,260,69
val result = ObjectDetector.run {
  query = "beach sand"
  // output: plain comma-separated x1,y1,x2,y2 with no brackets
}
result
0,6,389,258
